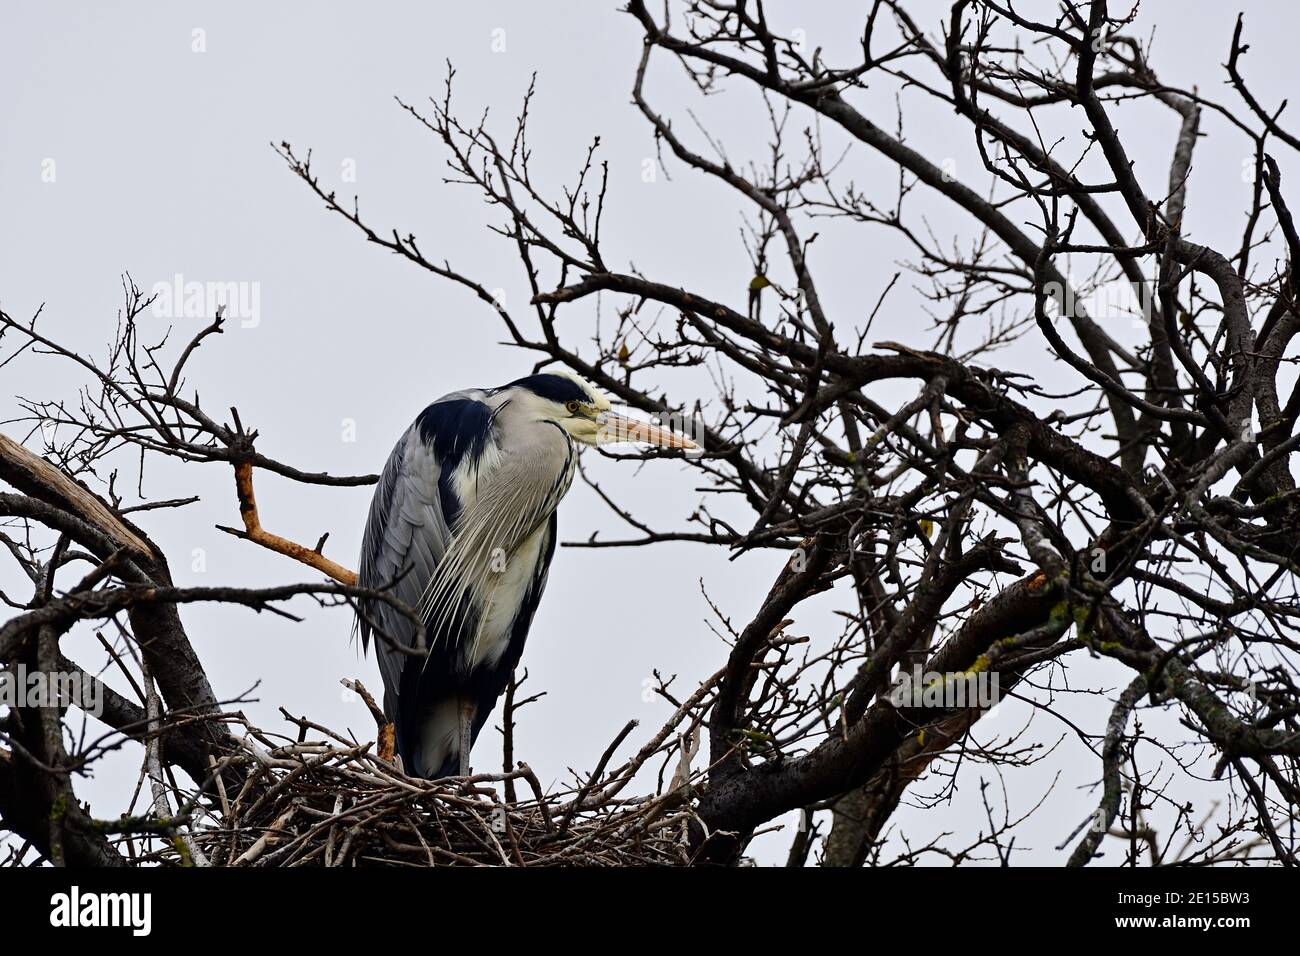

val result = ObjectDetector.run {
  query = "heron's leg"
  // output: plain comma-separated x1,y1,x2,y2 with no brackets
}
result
457,697,475,776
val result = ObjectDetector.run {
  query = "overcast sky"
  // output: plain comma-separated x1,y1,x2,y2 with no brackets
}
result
3,1,1297,865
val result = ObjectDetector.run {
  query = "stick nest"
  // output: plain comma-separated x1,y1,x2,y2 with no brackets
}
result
150,715,699,867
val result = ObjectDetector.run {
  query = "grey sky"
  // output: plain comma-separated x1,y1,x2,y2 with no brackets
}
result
3,2,1297,865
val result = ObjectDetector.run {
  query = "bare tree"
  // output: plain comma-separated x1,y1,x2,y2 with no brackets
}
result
3,0,1299,866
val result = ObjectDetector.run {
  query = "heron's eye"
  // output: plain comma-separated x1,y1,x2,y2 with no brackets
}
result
565,401,581,414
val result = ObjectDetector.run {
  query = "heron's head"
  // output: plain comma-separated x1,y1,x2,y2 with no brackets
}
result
506,371,698,450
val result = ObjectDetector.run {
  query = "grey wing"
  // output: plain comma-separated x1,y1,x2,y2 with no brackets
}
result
356,422,453,720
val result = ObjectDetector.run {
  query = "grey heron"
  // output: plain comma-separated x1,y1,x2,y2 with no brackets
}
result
356,371,697,779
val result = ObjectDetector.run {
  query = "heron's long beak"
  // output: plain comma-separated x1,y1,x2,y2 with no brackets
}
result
596,412,699,450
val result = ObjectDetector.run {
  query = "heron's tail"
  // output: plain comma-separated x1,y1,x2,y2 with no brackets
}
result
400,695,485,779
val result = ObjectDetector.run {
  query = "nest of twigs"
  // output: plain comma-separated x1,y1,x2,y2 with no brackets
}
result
153,709,699,867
